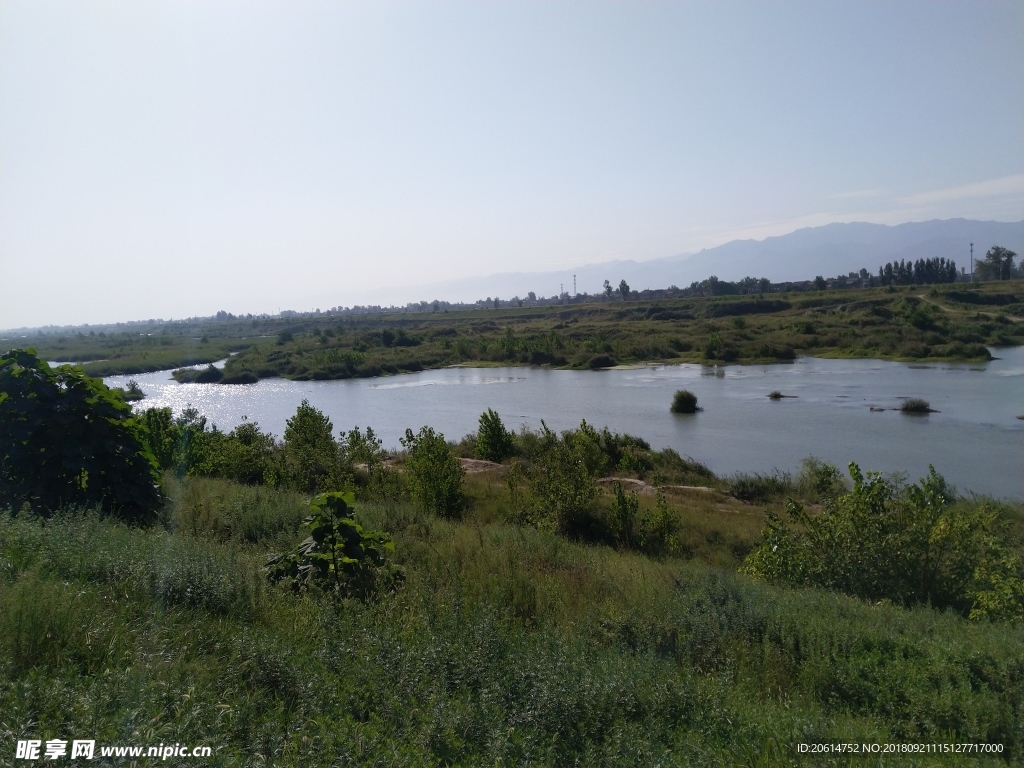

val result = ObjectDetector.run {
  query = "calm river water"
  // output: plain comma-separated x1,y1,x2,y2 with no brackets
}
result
106,347,1024,499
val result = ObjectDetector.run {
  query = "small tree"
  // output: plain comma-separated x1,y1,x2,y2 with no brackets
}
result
0,349,161,522
343,425,386,473
284,399,343,493
263,492,400,601
618,279,631,300
138,406,177,470
603,280,613,299
401,426,464,518
476,408,515,462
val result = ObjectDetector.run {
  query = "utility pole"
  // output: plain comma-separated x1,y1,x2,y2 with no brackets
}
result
970,243,974,283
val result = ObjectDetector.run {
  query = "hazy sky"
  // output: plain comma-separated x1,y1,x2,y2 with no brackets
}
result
2,1,1022,329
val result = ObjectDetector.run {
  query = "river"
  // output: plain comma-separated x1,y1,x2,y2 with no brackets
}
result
106,347,1024,499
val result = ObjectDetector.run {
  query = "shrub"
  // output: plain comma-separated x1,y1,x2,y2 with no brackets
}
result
511,422,598,535
670,389,699,413
343,426,402,505
794,457,847,502
263,492,400,601
900,397,932,413
475,408,515,463
208,420,281,486
767,390,783,400
401,426,465,518
744,463,1024,621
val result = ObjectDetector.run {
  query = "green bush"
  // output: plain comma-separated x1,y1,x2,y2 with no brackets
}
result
511,422,598,536
196,364,224,383
670,389,699,413
475,408,515,462
401,426,465,518
744,463,1024,621
210,420,282,486
794,456,848,502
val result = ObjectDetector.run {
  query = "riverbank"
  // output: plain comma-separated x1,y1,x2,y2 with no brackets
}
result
214,282,1020,384
8,281,1021,380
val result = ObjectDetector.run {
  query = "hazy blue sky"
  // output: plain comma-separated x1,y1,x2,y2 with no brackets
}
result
2,1,1021,328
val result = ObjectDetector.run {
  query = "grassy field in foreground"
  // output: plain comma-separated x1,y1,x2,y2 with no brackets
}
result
2,472,1022,767
3,281,1022,380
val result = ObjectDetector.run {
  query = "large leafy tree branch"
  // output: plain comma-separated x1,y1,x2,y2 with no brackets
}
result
0,349,161,522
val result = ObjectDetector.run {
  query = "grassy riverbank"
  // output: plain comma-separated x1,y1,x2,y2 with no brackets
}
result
2,463,1023,766
218,281,1024,382
4,281,1022,380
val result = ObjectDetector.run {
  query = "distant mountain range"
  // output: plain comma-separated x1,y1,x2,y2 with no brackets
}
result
404,218,1024,303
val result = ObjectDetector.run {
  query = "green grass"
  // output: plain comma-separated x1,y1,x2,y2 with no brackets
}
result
2,473,1022,766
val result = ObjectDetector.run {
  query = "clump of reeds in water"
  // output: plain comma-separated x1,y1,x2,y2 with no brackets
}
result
900,398,932,414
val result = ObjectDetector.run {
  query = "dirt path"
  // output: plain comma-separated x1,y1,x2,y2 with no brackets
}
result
596,476,723,496
460,458,506,474
916,293,1023,322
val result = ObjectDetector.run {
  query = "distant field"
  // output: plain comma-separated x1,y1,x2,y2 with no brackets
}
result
4,280,1022,380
